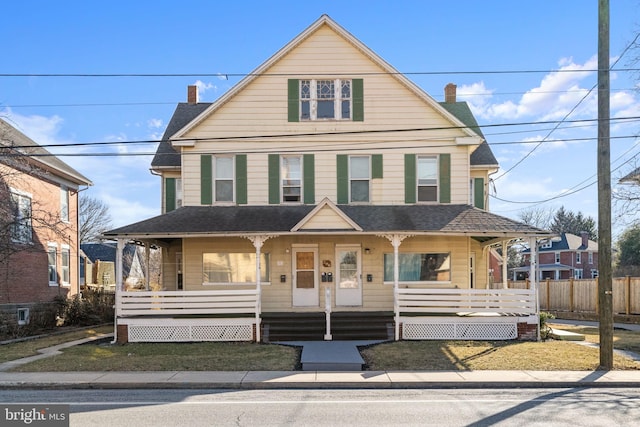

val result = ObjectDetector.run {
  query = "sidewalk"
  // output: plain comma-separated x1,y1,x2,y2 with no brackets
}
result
2,369,640,390
2,326,640,390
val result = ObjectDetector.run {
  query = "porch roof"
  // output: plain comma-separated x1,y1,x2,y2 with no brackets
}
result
103,204,549,241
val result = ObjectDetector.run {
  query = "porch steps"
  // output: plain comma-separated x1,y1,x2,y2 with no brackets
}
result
261,312,394,342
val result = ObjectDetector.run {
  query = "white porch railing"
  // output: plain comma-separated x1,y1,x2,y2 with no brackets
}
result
395,288,538,341
116,289,261,342
396,288,537,315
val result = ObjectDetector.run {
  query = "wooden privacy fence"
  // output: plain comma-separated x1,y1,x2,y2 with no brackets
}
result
509,277,640,315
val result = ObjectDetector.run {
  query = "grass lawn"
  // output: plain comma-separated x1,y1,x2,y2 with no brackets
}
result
0,326,113,364
2,323,640,372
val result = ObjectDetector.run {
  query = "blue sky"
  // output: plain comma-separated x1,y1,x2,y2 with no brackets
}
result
2,1,640,235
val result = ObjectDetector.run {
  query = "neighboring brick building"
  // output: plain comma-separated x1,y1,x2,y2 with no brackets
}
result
516,232,598,280
0,118,92,324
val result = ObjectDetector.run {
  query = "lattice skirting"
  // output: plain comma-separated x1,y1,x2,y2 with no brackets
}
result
119,318,256,342
400,317,528,340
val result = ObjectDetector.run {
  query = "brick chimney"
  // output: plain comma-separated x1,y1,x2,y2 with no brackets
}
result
445,83,457,103
580,231,589,249
187,85,198,104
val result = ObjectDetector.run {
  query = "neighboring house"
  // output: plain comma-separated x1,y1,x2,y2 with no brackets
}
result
81,243,146,290
620,167,640,184
104,15,548,343
0,118,92,325
516,232,599,280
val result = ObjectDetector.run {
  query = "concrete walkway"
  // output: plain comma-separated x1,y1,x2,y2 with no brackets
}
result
280,340,383,371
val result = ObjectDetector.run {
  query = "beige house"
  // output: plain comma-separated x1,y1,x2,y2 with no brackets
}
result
105,15,548,344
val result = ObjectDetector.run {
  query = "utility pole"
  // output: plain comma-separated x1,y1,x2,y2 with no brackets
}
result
597,0,613,370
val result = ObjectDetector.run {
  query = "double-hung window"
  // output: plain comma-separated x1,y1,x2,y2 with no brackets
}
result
61,245,70,285
383,253,451,283
417,156,438,202
349,156,370,203
576,252,581,264
11,190,32,244
48,244,57,286
214,156,234,202
60,186,69,222
300,79,351,120
281,156,302,202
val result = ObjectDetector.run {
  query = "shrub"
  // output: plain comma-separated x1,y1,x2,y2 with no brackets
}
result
58,288,114,327
539,311,556,340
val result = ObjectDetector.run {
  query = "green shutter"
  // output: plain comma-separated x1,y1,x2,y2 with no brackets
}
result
352,78,364,121
372,154,383,179
404,154,416,204
337,154,349,204
268,154,280,204
474,177,485,209
288,79,299,122
439,153,451,203
165,178,176,212
303,154,315,204
200,155,212,205
236,155,247,205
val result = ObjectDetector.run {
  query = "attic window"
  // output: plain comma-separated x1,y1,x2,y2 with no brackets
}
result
300,79,351,120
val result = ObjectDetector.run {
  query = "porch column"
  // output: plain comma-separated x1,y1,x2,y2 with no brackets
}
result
246,235,274,343
380,234,411,341
529,236,541,341
116,239,125,292
144,242,151,290
502,240,509,289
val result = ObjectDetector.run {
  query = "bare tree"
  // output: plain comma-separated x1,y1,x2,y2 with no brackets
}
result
79,194,113,244
517,206,555,230
613,160,640,229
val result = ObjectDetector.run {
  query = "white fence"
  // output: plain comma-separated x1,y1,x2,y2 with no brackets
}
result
395,288,538,340
396,288,537,315
116,289,261,342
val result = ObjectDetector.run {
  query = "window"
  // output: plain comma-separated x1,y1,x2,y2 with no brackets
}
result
574,269,583,279
576,252,581,264
383,253,451,283
61,246,70,285
555,252,561,264
281,156,302,202
214,156,234,202
203,253,270,284
588,252,593,264
350,156,370,202
17,308,29,326
417,156,438,202
591,269,599,278
60,186,69,222
300,79,351,120
10,190,32,244
175,178,183,208
541,240,552,249
48,244,57,286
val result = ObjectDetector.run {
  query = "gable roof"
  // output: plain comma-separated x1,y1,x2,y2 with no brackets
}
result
103,204,548,241
151,102,212,169
523,232,598,253
439,102,498,167
620,166,640,184
169,15,482,144
0,118,92,186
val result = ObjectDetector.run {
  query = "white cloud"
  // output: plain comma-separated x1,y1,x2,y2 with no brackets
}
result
194,80,217,100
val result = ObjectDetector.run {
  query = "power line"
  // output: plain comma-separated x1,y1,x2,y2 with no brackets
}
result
492,32,640,181
3,115,639,151
1,68,639,78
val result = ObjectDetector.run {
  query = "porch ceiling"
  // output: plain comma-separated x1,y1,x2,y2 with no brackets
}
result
102,204,549,241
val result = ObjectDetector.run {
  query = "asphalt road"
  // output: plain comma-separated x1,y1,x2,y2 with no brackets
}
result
3,388,639,426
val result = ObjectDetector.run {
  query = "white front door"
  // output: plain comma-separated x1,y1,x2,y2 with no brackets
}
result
292,246,319,307
335,245,362,306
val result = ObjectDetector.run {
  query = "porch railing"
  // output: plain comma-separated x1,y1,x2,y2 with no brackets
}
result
396,288,537,315
394,288,538,341
116,289,261,341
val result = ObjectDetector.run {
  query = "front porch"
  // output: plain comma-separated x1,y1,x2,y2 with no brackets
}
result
113,287,539,343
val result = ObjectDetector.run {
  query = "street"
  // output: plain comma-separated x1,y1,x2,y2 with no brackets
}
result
2,387,639,426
